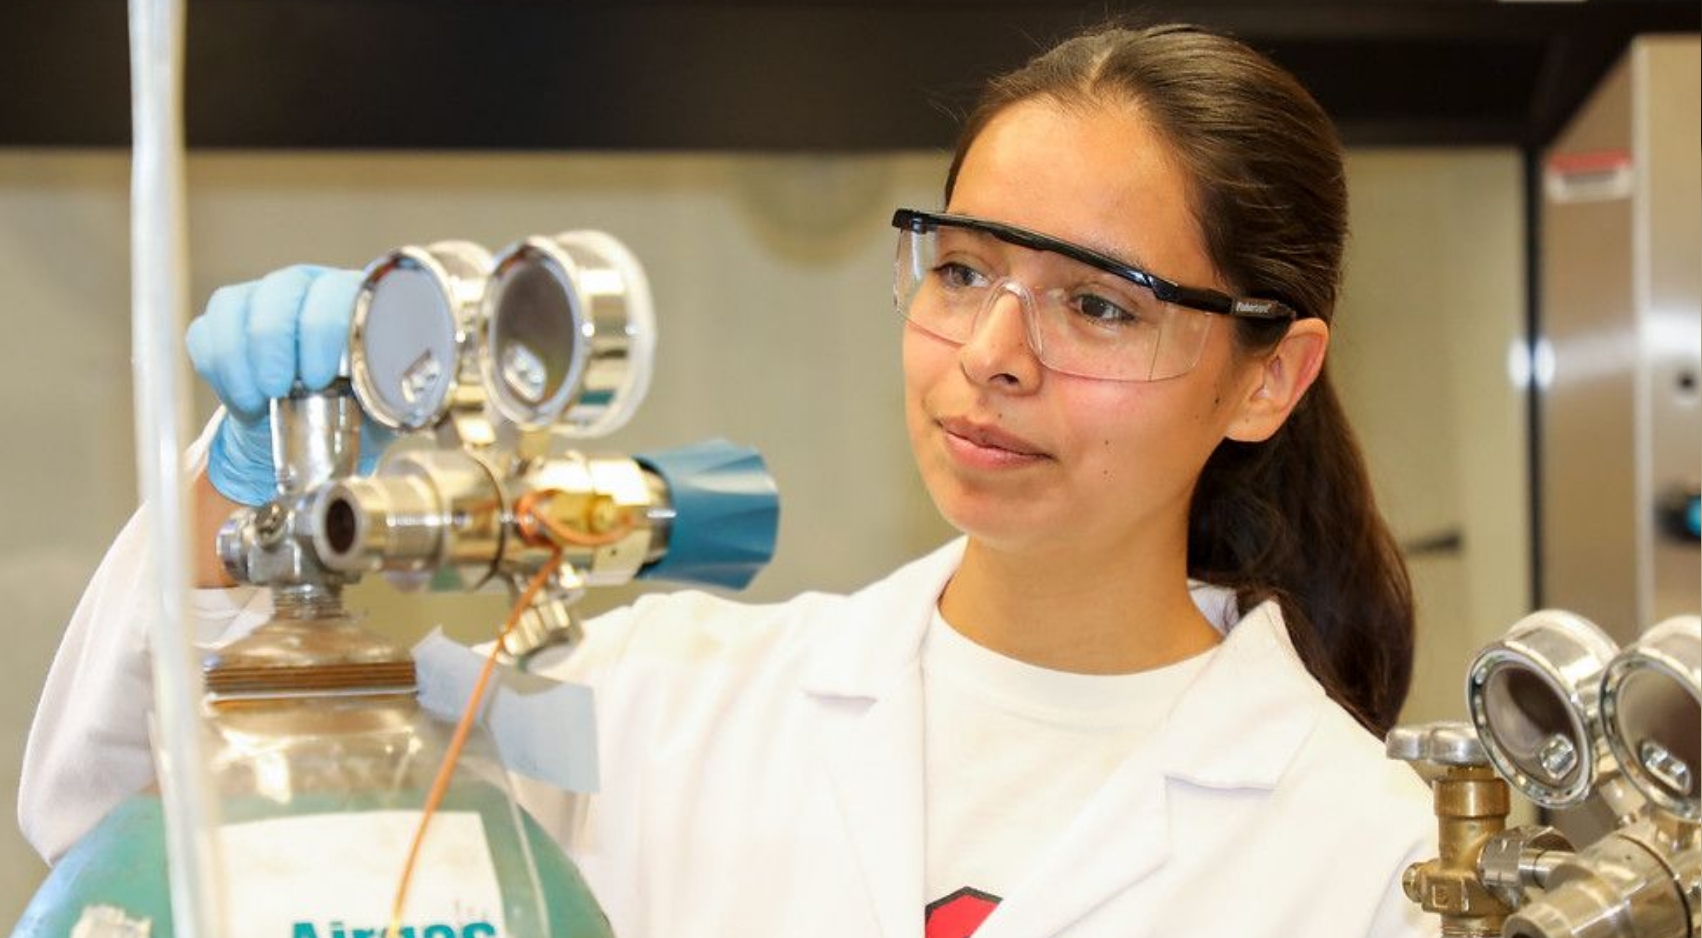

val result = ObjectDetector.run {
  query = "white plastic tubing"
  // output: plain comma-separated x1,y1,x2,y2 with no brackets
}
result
128,0,227,933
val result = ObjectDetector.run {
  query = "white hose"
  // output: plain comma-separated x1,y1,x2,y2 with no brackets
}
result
128,0,226,932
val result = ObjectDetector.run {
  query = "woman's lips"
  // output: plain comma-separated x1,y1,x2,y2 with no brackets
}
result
937,417,1049,468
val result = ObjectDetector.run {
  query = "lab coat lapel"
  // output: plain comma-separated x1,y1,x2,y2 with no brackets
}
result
976,600,1325,938
803,541,963,938
974,750,1173,938
817,668,927,938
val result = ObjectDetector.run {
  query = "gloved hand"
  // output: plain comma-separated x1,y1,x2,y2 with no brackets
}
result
186,264,393,506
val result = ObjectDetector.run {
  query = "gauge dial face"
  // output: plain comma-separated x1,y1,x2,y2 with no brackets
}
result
1480,664,1585,788
352,255,462,430
1603,646,1701,816
483,244,589,429
1615,670,1697,793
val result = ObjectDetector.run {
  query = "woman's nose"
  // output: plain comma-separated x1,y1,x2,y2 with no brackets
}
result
958,283,1043,390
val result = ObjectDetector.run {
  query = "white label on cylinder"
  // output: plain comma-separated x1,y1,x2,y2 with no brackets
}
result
218,811,510,938
70,906,151,938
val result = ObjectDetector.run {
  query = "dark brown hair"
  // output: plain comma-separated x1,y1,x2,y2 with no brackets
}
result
944,23,1414,735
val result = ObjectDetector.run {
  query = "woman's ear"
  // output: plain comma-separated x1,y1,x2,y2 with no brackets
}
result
1228,318,1330,443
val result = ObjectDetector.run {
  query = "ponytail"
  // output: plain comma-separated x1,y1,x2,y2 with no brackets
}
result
1188,372,1414,735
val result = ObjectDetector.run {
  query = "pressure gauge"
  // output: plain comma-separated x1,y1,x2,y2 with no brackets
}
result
480,230,654,436
350,241,491,431
1600,615,1701,820
1466,610,1619,808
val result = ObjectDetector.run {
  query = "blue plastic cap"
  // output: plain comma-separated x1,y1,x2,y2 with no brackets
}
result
635,439,780,590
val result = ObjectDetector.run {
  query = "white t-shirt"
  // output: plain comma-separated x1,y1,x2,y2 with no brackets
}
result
922,608,1214,936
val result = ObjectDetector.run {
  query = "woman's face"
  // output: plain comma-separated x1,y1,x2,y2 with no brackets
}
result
903,97,1268,559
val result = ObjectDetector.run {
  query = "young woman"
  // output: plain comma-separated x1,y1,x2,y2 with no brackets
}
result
24,22,1436,938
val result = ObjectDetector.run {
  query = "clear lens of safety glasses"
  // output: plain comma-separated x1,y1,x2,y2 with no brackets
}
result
894,224,1213,382
351,240,492,431
481,231,655,435
1466,610,1620,808
1600,615,1701,820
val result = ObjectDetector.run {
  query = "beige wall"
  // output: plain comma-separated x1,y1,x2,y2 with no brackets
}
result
0,146,1526,919
1336,149,1533,725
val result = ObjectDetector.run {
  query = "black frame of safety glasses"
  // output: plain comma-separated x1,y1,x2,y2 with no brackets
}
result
891,209,1303,322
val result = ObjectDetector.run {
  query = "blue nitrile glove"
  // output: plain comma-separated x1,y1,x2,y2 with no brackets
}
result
185,265,393,506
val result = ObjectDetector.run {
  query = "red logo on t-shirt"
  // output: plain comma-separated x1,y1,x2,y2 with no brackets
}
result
925,887,1001,938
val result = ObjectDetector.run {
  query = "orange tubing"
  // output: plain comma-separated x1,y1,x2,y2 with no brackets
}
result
385,488,633,936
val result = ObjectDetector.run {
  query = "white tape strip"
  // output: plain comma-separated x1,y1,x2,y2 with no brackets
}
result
413,630,600,794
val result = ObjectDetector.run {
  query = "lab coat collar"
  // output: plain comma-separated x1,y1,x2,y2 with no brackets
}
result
800,538,1328,938
798,538,964,699
800,537,1324,794
1150,597,1326,789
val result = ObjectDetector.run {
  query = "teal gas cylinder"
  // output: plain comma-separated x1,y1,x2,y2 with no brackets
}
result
12,781,612,938
13,604,613,938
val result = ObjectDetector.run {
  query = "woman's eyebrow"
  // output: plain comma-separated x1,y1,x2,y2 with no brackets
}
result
941,217,1156,277
939,226,999,248
1014,223,1155,274
1075,234,1154,275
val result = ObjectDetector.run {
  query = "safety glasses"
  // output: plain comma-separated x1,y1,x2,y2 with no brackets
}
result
892,209,1300,381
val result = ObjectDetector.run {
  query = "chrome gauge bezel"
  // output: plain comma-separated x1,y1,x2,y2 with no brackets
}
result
549,230,656,438
1600,616,1701,820
479,231,655,436
1466,610,1618,808
349,243,488,432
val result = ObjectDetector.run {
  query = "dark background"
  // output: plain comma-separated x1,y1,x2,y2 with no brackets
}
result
4,0,1697,151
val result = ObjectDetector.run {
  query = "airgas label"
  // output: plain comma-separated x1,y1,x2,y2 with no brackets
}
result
291,922,497,938
218,811,511,937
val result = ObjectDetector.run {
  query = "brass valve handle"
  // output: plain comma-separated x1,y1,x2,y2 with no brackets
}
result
1387,721,1517,937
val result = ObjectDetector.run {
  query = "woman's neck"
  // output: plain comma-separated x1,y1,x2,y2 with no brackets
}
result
937,533,1223,675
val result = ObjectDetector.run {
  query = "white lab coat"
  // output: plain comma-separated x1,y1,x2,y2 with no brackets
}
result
24,519,1439,938
522,539,1438,938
